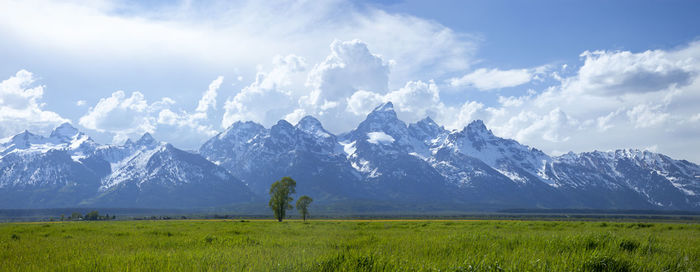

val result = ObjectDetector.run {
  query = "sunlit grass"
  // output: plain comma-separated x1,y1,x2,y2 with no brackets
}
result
0,220,698,271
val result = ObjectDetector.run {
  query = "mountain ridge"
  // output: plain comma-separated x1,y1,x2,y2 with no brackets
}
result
1,102,698,211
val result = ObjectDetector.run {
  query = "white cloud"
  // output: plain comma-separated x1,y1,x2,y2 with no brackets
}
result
450,68,534,90
386,80,441,121
0,0,478,148
626,104,670,128
304,39,390,110
195,76,222,113
346,90,385,117
79,91,168,142
80,76,224,144
476,42,700,162
575,49,694,95
595,110,622,132
1,1,698,163
222,55,307,128
0,0,476,88
0,70,68,137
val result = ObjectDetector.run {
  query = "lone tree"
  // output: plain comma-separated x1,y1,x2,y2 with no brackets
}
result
296,196,313,221
269,177,296,222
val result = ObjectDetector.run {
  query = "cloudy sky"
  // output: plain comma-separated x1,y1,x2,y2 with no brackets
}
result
1,0,699,162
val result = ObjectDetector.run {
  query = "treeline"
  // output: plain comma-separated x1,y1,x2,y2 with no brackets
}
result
61,210,115,221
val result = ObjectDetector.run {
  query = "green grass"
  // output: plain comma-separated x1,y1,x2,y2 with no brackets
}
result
0,220,698,271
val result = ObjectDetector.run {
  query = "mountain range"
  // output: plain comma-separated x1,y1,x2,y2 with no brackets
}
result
1,102,698,211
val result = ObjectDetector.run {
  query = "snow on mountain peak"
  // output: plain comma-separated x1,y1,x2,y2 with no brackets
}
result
409,116,446,142
3,130,44,152
219,121,266,140
50,122,79,140
367,131,395,145
418,116,437,127
465,120,490,134
374,101,394,112
135,132,158,148
365,101,399,123
296,116,332,138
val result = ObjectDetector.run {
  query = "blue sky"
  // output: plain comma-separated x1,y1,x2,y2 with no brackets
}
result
374,0,699,64
0,0,699,162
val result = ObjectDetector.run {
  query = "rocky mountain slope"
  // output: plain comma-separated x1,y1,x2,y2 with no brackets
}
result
0,124,254,208
1,102,698,210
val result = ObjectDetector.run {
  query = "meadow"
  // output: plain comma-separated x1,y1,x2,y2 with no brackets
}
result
0,219,698,271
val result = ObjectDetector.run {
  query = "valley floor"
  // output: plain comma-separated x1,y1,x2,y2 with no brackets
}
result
0,219,698,271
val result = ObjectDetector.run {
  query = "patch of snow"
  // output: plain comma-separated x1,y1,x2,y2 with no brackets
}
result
367,132,394,145
495,169,526,184
340,141,357,157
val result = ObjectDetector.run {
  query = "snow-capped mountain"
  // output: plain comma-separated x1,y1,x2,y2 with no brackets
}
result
0,123,102,208
85,141,255,209
0,124,254,208
201,102,699,210
337,102,455,201
0,123,98,158
1,103,698,210
200,117,366,201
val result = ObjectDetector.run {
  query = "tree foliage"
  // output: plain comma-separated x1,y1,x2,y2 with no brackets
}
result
269,177,296,222
296,195,313,221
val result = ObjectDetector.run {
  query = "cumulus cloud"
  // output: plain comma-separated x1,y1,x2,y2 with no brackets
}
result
450,68,534,90
346,90,385,117
79,91,170,142
80,76,224,144
0,0,476,88
195,76,222,113
626,104,670,128
386,80,441,120
222,55,307,128
471,42,700,162
304,40,390,110
575,49,694,95
346,80,442,122
2,0,698,162
0,70,68,137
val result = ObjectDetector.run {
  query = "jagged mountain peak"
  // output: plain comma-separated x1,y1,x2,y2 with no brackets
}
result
271,119,294,131
11,130,40,141
3,130,44,151
219,121,266,140
135,132,159,148
374,101,394,111
49,122,79,141
229,120,265,130
409,116,446,143
296,116,333,138
464,120,491,134
365,101,399,122
123,138,135,146
296,115,322,130
417,116,437,126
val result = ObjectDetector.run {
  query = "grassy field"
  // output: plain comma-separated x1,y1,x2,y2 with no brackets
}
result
0,219,698,271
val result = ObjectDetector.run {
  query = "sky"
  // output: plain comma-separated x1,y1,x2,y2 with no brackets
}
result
1,0,699,162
